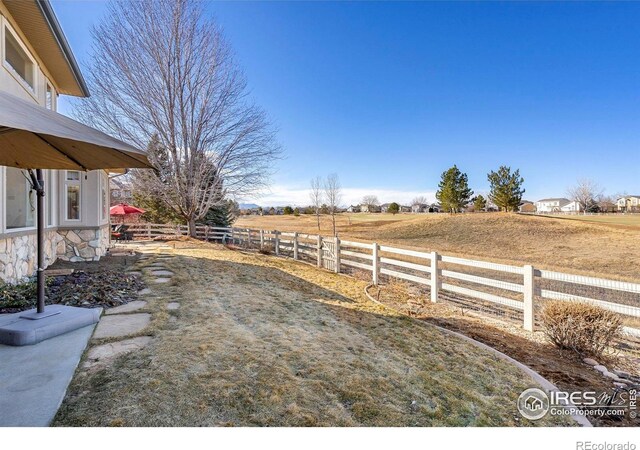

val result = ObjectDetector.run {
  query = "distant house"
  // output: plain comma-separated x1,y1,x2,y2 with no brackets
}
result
617,196,640,212
535,198,581,213
360,204,381,213
346,205,360,213
411,203,428,213
400,205,411,213
519,201,536,213
109,178,133,206
380,203,390,213
428,203,441,213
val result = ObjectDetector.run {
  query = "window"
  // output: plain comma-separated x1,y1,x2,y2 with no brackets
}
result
5,167,35,229
4,26,35,90
45,82,55,110
65,170,81,221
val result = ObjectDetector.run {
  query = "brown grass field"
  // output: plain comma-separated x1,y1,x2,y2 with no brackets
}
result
53,243,573,427
236,213,640,281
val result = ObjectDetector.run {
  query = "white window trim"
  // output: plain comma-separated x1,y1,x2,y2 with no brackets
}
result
45,79,57,111
4,167,37,232
45,170,57,227
1,19,38,99
64,170,82,222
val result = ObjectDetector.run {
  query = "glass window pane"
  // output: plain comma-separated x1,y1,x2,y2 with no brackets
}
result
5,168,35,229
46,85,54,110
66,171,80,181
67,185,80,220
4,29,34,88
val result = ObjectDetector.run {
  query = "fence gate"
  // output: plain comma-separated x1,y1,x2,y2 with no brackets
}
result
322,240,336,271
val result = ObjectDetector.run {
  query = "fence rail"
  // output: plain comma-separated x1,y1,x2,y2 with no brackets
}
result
127,223,640,337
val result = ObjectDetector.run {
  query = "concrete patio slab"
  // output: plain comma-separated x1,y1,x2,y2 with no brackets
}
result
83,336,152,370
92,313,151,339
0,323,96,426
104,301,148,315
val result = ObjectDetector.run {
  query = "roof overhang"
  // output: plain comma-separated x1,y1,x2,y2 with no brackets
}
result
3,0,89,97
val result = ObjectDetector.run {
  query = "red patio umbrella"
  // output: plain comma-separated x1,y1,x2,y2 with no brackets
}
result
110,203,146,215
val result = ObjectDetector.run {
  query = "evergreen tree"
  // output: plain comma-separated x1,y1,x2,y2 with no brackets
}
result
283,206,294,215
387,202,400,215
436,165,473,213
487,166,525,212
199,200,239,227
473,195,487,212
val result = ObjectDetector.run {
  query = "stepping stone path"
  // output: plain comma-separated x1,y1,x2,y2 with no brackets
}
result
154,278,171,284
138,288,151,296
105,300,148,315
152,270,174,277
83,336,153,370
166,302,180,310
93,313,151,339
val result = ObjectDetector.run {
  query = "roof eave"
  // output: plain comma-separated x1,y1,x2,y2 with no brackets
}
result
36,0,90,97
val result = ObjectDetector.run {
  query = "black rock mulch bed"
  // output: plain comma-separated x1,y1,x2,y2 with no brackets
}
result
0,270,146,314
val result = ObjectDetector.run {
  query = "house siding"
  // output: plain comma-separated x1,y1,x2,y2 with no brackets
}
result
0,2,110,283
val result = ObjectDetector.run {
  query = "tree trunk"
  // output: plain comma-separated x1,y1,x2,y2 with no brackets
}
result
316,212,320,230
188,217,197,238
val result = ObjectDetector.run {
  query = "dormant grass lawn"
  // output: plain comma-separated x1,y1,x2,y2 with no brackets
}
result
54,243,572,427
236,212,640,280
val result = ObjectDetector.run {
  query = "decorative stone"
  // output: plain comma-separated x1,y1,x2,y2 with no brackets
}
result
137,288,152,296
78,229,96,241
154,278,171,284
92,313,151,339
613,369,631,379
593,365,608,374
603,371,621,381
613,382,628,388
88,239,101,248
151,270,174,277
166,302,180,310
583,358,598,366
84,336,153,369
105,300,148,315
70,256,84,262
66,231,82,244
78,246,96,259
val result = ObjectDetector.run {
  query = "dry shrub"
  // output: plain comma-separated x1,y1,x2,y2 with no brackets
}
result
258,245,275,255
540,300,622,357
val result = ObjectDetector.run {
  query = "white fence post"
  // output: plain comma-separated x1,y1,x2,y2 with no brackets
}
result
523,264,535,332
230,228,235,245
293,232,299,260
147,223,151,239
431,251,440,303
317,235,323,268
372,242,380,285
334,236,341,273
274,231,280,256
247,229,252,247
260,229,265,249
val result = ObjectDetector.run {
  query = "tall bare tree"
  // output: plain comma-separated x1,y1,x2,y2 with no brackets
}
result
567,179,603,214
309,176,323,231
324,173,342,236
362,195,380,210
411,196,429,206
75,0,280,236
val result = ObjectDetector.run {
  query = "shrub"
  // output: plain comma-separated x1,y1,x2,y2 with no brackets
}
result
540,300,622,357
0,279,37,311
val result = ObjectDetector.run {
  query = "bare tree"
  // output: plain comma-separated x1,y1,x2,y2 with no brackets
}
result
411,196,428,206
362,195,380,209
75,0,280,236
567,179,603,214
324,173,342,236
309,176,323,231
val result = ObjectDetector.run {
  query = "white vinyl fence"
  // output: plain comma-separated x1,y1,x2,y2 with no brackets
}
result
126,223,640,337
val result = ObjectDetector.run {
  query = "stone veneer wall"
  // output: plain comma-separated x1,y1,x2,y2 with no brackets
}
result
0,224,110,283
56,225,110,262
0,229,62,282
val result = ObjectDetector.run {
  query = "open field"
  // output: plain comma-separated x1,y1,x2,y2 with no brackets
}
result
54,243,572,427
532,214,640,229
236,213,640,281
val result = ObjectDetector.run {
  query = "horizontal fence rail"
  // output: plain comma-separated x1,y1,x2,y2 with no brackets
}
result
126,223,640,337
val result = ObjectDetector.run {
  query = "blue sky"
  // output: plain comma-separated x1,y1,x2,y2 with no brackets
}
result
53,1,640,206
